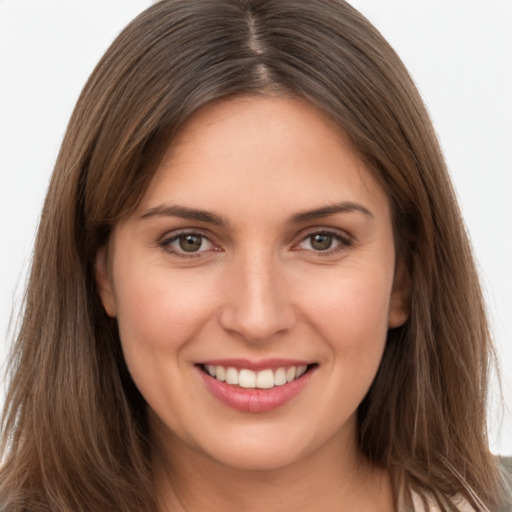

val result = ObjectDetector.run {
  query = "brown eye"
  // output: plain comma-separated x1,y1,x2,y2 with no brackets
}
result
310,233,333,251
295,231,352,254
178,234,204,252
162,232,215,256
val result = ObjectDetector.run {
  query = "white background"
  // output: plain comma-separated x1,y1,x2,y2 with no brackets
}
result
1,1,511,455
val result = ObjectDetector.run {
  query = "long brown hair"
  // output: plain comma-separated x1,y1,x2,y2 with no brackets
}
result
1,1,508,510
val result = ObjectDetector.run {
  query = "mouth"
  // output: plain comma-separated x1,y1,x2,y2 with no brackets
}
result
196,360,318,413
199,363,314,389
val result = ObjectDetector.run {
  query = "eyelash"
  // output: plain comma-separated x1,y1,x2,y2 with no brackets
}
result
294,230,353,255
159,229,353,259
160,230,218,258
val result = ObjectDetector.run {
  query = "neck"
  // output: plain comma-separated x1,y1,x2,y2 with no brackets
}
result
152,425,395,512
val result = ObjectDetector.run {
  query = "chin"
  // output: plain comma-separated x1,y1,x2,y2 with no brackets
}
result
203,441,313,473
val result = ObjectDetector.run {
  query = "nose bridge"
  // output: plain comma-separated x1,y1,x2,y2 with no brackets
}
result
219,246,293,342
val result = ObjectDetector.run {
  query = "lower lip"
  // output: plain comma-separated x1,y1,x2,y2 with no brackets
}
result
198,367,314,413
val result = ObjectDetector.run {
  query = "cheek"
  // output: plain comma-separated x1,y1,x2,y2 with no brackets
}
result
112,261,219,356
110,262,222,420
296,266,393,355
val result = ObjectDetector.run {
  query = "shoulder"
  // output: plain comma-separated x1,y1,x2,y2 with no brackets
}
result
499,456,512,512
501,456,512,485
407,457,512,512
410,490,475,512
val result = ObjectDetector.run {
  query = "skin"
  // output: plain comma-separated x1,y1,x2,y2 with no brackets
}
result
96,96,409,511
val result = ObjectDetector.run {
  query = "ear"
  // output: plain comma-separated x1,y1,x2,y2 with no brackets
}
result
95,246,117,318
388,258,411,328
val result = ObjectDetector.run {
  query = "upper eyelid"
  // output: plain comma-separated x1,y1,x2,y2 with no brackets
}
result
295,226,353,242
159,230,220,256
158,226,353,250
160,228,215,243
292,228,353,252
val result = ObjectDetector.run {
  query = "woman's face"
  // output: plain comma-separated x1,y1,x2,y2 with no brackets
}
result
97,97,409,471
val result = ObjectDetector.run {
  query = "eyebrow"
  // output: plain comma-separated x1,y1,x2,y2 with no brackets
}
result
289,202,374,223
141,201,373,226
141,204,228,226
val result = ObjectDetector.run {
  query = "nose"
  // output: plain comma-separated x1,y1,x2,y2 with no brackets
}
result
219,251,296,343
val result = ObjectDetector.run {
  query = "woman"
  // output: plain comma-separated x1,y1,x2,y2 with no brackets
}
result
0,1,510,511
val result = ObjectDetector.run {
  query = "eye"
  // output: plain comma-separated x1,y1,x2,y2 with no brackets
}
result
296,231,351,253
308,233,334,251
161,232,217,256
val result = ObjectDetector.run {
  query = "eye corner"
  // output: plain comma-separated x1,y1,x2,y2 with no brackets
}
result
159,230,222,259
292,229,354,256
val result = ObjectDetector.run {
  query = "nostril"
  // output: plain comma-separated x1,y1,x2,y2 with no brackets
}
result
218,302,296,343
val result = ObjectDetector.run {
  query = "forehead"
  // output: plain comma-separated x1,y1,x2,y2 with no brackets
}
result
137,96,390,223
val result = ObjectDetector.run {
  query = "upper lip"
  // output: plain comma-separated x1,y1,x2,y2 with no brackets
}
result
196,358,314,371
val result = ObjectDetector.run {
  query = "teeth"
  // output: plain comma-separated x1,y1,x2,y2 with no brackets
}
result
215,365,226,381
256,369,274,389
274,367,287,386
296,365,307,377
204,364,309,389
239,369,256,388
226,367,239,385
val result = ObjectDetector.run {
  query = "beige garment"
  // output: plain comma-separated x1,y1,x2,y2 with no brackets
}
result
411,490,476,512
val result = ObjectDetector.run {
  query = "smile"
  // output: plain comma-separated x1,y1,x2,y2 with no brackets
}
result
197,360,317,413
202,364,308,389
